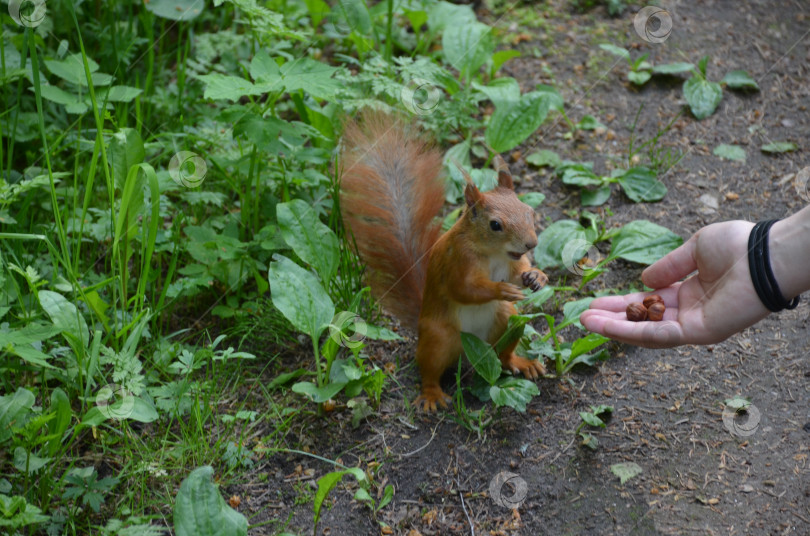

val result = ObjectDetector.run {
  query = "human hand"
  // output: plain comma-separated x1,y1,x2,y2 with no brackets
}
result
580,220,771,348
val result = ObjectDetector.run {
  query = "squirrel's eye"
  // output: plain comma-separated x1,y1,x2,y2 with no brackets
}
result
490,220,502,232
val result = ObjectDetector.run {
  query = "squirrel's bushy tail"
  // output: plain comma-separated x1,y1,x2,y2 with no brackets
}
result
339,112,444,329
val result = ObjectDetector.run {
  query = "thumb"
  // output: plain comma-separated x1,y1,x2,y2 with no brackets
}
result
641,233,697,289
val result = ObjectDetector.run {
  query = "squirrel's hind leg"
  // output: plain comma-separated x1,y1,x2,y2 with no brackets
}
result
492,303,547,378
414,320,460,411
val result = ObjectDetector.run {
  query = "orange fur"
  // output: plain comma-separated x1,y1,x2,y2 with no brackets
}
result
340,114,548,411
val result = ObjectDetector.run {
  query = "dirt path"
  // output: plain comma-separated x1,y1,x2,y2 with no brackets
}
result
246,2,810,534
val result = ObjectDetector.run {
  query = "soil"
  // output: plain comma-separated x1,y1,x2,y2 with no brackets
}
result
235,1,810,534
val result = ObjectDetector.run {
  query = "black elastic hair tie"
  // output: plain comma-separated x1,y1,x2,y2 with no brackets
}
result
747,219,801,312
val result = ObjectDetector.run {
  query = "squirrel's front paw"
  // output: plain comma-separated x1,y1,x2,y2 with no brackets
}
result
498,282,526,302
521,269,548,292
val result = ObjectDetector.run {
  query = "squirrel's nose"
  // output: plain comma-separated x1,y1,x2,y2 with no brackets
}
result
525,240,537,251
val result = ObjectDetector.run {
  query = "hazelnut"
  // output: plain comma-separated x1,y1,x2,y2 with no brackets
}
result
626,303,647,322
647,302,666,322
643,294,664,309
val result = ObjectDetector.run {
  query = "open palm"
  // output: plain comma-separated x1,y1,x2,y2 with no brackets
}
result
581,221,771,348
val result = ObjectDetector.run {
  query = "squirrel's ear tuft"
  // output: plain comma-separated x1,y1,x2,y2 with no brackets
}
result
464,181,482,209
493,155,514,190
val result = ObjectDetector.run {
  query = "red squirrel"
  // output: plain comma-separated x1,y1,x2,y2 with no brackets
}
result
340,112,548,411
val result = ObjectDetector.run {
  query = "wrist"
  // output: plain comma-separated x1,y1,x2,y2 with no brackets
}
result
769,208,810,300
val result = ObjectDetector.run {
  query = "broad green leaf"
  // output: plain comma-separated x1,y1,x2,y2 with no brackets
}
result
533,84,564,112
485,90,552,152
683,76,722,119
722,70,759,90
0,494,49,529
526,149,561,168
427,1,476,33
46,388,72,456
724,395,751,411
570,333,609,359
279,58,340,100
518,192,545,208
534,220,587,269
761,141,797,154
198,73,259,101
0,324,60,369
313,469,365,526
276,199,339,283
577,115,606,131
461,332,501,385
616,166,666,202
579,411,606,428
0,388,35,444
37,85,87,113
652,62,694,75
610,462,642,484
336,0,372,36
713,144,746,162
609,220,683,265
557,161,602,187
174,466,247,536
249,50,282,84
521,285,554,309
628,70,651,85
44,54,112,86
489,377,539,412
560,297,595,330
581,185,611,206
494,315,530,355
305,0,330,26
442,22,494,78
12,447,50,474
144,0,204,21
100,85,144,102
598,43,630,60
362,324,402,341
109,128,144,191
268,255,335,342
291,381,346,403
39,290,89,349
491,49,521,74
96,394,159,423
472,77,520,107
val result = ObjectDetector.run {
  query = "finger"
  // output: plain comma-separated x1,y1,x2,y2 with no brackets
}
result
641,235,698,289
581,313,684,348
